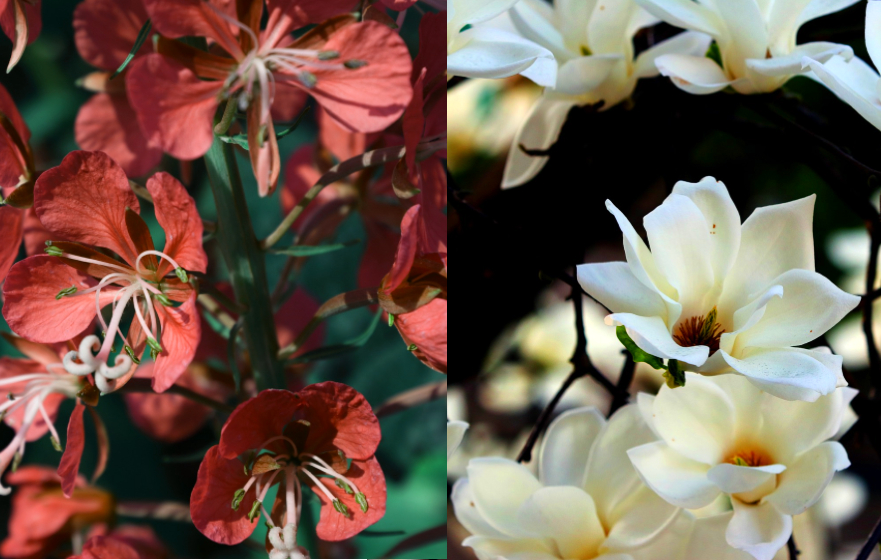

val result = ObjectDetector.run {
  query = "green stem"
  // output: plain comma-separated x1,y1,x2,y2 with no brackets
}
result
278,288,378,359
204,135,285,391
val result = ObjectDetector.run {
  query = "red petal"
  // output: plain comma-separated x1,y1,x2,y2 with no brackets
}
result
303,21,412,133
73,0,150,71
414,11,445,87
0,357,62,442
416,156,447,254
358,219,399,290
34,150,140,265
0,0,41,72
145,171,207,275
269,82,308,123
58,402,86,499
264,0,355,40
108,525,168,560
379,0,417,10
382,204,420,294
0,204,22,283
317,106,380,162
75,93,163,178
76,536,140,559
0,83,29,194
0,81,28,142
311,456,386,541
298,381,380,460
142,0,236,47
402,68,425,174
2,256,117,343
22,207,52,256
218,389,300,459
190,445,258,545
395,298,446,373
127,54,221,161
275,288,323,352
247,103,281,197
151,292,201,392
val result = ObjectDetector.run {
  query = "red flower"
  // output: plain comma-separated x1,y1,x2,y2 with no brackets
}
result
2,150,207,394
1,466,115,559
0,0,41,72
191,383,385,549
70,525,167,559
73,0,162,177
125,0,413,196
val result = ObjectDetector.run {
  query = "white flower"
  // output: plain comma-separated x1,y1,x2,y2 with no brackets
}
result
451,405,685,560
628,373,856,560
803,0,881,132
447,0,557,86
577,177,860,401
448,421,469,459
501,0,711,187
635,0,856,94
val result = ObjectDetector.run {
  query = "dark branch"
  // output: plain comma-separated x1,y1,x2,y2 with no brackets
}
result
856,514,881,560
787,535,799,559
609,353,635,416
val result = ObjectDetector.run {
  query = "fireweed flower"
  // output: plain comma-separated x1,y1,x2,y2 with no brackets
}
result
628,374,856,560
500,0,711,188
452,405,685,559
127,0,413,196
634,0,856,95
802,1,881,133
2,150,207,394
577,177,860,401
1,466,115,559
447,421,468,459
191,383,385,548
0,0,41,72
70,524,168,560
73,0,162,177
447,0,557,86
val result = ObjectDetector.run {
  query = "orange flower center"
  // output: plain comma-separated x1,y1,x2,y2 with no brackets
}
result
673,307,725,354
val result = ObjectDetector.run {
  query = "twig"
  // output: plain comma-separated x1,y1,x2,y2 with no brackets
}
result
382,523,445,558
787,535,799,559
856,514,881,560
118,378,235,414
375,380,446,419
609,353,635,415
117,501,192,522
516,279,625,463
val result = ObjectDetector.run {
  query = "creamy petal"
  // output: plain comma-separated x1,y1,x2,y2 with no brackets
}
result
602,484,680,551
467,458,543,536
608,314,709,366
628,441,719,509
516,486,606,559
448,421,469,459
804,55,881,132
448,27,556,81
706,463,786,494
555,55,621,96
577,262,668,318
726,500,792,560
747,42,852,76
634,31,713,79
501,96,575,188
655,54,736,95
766,442,849,515
721,347,839,402
452,478,509,539
540,406,606,487
632,0,721,35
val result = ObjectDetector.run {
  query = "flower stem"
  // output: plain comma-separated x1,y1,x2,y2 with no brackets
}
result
119,378,235,414
204,134,285,391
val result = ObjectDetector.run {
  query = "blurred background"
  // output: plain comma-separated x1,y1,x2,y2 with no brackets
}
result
449,1,881,559
0,3,446,558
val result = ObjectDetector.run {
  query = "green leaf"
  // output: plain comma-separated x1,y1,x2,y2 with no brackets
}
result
227,318,244,393
269,239,360,257
706,41,723,68
218,105,311,149
287,308,382,364
111,19,152,79
615,326,666,370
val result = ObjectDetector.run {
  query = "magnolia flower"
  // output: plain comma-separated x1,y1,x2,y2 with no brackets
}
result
452,405,686,559
500,0,711,187
577,177,860,401
447,421,468,459
447,0,556,86
628,373,855,560
634,0,856,95
802,0,881,132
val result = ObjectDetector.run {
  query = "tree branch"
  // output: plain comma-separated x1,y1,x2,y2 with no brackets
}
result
375,380,446,419
856,514,881,560
787,535,799,559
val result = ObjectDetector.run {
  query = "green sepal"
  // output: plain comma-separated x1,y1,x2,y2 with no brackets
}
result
662,359,686,389
355,492,368,513
706,42,723,68
616,326,666,370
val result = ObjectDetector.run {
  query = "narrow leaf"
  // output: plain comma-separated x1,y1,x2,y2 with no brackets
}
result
269,239,359,257
288,309,382,364
615,326,666,370
111,19,152,79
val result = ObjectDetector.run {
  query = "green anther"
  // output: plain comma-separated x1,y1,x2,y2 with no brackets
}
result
343,59,367,69
123,345,140,365
733,456,749,467
662,359,686,389
317,50,340,60
50,436,62,452
257,125,268,148
231,488,246,510
175,267,189,283
11,452,21,473
0,410,6,422
45,245,63,257
355,492,368,513
332,499,349,516
580,45,592,56
247,500,262,522
55,286,77,300
407,344,417,352
388,313,394,327
147,337,164,354
335,478,354,495
150,346,159,360
298,71,318,88
45,240,52,246
154,293,173,307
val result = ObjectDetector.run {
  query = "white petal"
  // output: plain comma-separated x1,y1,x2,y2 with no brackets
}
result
556,0,597,48
767,0,859,54
451,0,524,29
644,193,715,318
714,0,767,73
728,284,783,335
452,478,509,539
520,56,559,87
577,262,668,317
671,176,741,285
632,0,721,35
509,0,570,61
461,535,557,560
467,458,543,536
636,392,662,437
588,0,637,54
555,55,622,96
868,0,881,69
720,347,839,402
726,500,792,560
585,405,660,524
805,55,881,132
448,421,469,459
602,484,680,551
448,27,556,81
766,442,849,515
608,313,709,366
635,31,714,79
717,194,815,315
501,96,575,188
651,373,735,464
733,269,860,350
655,54,737,95
706,463,786,494
540,407,606,487
747,42,852,76
628,441,719,509
516,486,606,559
684,512,755,560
